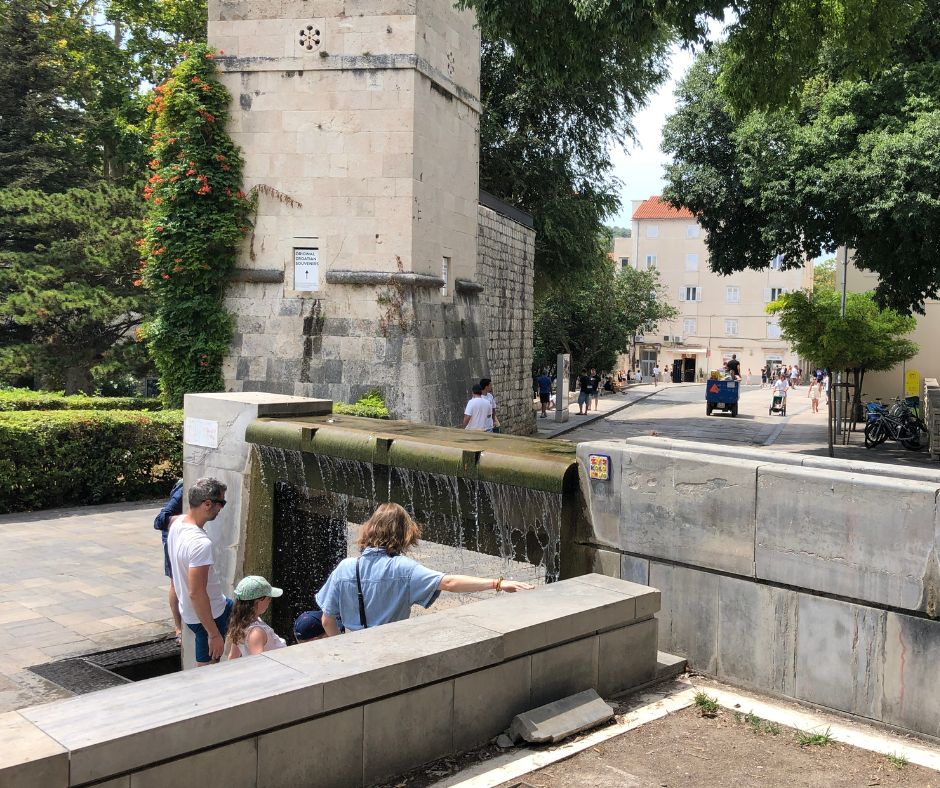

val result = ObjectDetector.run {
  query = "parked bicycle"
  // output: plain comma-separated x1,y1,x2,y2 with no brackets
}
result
864,397,928,451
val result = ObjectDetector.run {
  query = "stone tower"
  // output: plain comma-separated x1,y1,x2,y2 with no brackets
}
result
209,0,487,425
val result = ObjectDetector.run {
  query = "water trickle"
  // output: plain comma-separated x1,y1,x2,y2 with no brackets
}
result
256,446,564,629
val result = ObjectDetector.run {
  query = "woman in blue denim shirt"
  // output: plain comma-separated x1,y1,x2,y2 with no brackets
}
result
316,503,532,635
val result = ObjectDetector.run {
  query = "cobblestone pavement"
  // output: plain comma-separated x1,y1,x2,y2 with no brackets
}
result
0,501,170,712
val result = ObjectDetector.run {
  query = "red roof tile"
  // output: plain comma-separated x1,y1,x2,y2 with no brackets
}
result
631,195,695,220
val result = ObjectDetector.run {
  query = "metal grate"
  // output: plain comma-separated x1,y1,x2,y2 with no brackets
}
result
28,638,180,695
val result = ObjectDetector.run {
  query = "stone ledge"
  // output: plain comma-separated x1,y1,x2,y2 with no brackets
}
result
325,270,445,288
7,575,659,788
231,268,284,284
455,278,484,295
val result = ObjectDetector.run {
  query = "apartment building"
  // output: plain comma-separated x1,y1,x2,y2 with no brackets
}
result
628,196,811,382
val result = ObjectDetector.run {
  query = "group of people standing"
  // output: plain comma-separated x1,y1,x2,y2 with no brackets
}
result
463,377,500,431
156,479,532,666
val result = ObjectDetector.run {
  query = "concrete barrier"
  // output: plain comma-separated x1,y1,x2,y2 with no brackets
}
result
577,437,940,738
0,575,659,788
926,378,940,461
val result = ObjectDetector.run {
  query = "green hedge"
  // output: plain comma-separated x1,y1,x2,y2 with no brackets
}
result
0,388,162,412
0,410,183,513
332,389,390,419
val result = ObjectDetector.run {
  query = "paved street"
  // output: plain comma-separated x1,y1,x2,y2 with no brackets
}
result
560,382,812,446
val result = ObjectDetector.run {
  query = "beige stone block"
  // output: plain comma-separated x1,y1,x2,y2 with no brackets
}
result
130,738,257,788
0,711,68,788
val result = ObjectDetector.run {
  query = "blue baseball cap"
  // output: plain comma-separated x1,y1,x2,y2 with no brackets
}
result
293,610,326,641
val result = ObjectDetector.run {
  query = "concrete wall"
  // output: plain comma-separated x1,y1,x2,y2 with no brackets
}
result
576,436,940,738
1,575,660,788
478,202,536,436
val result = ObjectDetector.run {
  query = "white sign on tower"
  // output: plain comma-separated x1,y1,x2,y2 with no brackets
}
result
293,247,319,291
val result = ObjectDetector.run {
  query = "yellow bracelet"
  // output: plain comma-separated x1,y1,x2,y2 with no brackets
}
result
495,576,504,593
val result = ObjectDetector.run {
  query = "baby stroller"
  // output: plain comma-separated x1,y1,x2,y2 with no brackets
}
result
769,391,787,416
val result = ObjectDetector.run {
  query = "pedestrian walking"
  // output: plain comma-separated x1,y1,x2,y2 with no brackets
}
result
652,364,660,388
535,368,553,419
760,366,768,389
226,576,287,659
589,368,601,410
480,378,500,433
463,383,491,431
153,479,184,644
746,368,752,386
315,503,533,635
577,368,590,414
167,477,232,666
808,377,823,413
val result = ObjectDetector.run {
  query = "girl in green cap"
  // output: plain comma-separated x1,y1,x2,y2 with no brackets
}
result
226,575,288,658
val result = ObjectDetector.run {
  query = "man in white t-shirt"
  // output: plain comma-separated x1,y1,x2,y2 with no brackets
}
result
463,383,492,431
167,477,231,665
480,377,499,433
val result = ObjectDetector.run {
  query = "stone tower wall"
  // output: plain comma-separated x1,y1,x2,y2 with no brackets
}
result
477,202,536,436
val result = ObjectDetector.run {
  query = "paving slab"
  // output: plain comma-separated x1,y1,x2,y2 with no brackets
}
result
509,688,614,744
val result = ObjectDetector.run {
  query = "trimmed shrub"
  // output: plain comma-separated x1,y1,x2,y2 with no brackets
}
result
333,389,390,419
0,410,183,513
0,388,161,412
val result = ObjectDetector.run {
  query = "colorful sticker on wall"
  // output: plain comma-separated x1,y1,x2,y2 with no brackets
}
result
588,454,611,480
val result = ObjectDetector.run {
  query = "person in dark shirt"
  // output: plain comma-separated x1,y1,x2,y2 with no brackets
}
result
536,368,553,419
588,368,601,410
726,354,741,380
153,479,184,643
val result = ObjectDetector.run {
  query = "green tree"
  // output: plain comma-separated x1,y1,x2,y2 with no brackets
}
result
768,288,917,451
0,187,148,392
534,258,677,374
0,1,92,190
662,0,940,313
813,258,836,294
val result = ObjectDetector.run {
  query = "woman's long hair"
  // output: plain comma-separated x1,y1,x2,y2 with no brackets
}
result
357,502,421,555
226,598,260,650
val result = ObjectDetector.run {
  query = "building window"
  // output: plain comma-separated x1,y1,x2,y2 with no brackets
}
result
687,224,700,238
767,322,782,339
764,287,785,302
726,286,740,303
769,254,784,270
683,318,697,336
645,254,657,270
725,319,738,336
685,253,699,271
441,256,450,297
679,286,698,302
619,256,630,270
646,225,659,239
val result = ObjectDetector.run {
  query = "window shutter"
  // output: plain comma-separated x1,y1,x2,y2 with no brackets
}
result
678,287,686,302
763,288,772,303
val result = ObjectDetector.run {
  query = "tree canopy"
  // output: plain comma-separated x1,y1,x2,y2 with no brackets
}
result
662,0,940,313
767,288,917,377
534,259,677,374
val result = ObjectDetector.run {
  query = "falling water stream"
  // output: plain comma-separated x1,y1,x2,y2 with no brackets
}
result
257,447,564,633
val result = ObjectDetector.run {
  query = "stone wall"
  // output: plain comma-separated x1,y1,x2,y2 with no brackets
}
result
477,200,536,435
2,575,660,788
574,436,940,738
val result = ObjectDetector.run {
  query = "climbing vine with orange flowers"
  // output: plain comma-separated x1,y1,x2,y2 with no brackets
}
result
139,44,250,407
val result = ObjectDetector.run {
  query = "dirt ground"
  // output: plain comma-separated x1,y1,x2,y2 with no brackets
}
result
504,704,939,788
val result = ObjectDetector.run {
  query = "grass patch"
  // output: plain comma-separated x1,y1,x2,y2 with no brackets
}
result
694,691,720,718
744,712,780,735
797,727,832,747
886,752,908,769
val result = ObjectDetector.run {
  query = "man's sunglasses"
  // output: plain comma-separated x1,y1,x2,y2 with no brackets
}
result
206,498,227,507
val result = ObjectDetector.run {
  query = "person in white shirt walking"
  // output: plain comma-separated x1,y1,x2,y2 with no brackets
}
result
167,477,232,666
480,377,500,433
463,383,492,431
652,365,660,388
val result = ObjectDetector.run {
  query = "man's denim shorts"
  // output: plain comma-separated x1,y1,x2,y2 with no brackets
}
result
577,391,589,405
186,597,233,662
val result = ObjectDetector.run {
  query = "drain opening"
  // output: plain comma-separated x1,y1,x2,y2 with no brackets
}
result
28,638,181,695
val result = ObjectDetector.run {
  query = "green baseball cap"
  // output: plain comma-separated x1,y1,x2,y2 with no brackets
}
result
234,575,283,601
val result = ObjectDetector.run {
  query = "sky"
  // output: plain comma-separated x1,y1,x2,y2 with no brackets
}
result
606,44,698,228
